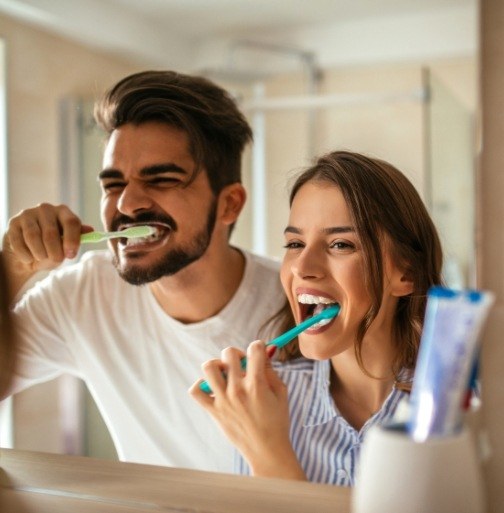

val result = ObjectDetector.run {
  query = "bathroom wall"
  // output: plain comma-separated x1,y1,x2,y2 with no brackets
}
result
0,14,139,453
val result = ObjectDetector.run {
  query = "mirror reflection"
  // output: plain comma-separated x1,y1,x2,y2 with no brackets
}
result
0,0,478,484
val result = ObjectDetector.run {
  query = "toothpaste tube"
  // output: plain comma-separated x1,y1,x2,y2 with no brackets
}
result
408,286,495,442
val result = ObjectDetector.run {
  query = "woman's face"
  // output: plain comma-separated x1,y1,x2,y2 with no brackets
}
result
280,181,406,360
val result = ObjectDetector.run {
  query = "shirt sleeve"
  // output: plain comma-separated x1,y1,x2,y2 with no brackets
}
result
9,268,82,395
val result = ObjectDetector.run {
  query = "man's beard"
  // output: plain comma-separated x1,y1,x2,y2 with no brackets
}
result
113,199,217,286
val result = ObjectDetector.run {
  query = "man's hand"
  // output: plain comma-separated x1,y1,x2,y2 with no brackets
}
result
2,203,93,301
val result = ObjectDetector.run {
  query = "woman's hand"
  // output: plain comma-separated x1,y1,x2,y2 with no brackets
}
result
189,340,306,480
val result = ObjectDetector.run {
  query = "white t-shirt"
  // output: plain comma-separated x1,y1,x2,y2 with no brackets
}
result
12,249,285,472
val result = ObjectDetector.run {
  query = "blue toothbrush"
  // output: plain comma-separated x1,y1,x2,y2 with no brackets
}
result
199,303,340,394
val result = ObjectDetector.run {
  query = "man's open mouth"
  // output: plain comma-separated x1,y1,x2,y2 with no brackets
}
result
297,293,339,329
118,223,171,249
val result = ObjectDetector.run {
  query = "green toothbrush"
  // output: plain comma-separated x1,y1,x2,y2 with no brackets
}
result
199,304,340,394
80,225,157,244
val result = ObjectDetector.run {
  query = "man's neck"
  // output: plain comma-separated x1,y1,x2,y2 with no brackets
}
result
148,246,246,324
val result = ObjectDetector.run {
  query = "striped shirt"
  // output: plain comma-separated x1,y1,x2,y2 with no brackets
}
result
235,358,410,486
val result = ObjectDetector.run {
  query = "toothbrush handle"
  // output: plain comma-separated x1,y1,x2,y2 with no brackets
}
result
236,314,330,373
198,351,249,395
266,314,327,349
198,310,336,394
80,232,106,243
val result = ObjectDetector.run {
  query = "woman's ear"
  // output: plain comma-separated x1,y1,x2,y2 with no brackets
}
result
217,183,247,226
391,268,414,297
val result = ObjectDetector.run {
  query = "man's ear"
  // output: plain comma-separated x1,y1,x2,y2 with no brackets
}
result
217,183,247,226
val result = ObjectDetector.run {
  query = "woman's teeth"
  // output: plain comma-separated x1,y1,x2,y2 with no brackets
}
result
311,316,332,329
297,293,338,329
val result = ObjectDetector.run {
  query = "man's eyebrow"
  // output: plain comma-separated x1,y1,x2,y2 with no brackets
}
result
98,169,123,181
98,163,188,181
139,163,188,177
284,225,355,235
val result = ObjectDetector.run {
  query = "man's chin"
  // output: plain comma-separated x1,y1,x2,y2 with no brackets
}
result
113,262,157,285
112,251,202,285
113,253,158,285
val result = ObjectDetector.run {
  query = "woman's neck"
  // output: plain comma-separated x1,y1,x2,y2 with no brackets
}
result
329,338,397,431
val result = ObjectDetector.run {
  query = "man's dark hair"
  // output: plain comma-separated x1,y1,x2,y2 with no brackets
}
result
94,70,253,195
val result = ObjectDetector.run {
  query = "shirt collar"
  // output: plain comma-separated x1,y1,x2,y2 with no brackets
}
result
303,360,337,427
302,360,411,430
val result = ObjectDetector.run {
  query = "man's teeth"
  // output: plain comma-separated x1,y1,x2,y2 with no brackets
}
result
124,227,164,246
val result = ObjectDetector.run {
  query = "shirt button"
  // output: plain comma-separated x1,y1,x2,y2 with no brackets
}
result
336,470,348,480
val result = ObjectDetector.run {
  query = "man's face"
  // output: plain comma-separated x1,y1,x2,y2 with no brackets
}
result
99,121,217,285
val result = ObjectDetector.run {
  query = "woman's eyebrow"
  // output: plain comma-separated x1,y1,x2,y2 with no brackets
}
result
323,226,355,235
284,225,355,235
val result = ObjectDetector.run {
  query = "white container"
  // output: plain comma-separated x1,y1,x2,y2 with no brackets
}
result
352,425,486,513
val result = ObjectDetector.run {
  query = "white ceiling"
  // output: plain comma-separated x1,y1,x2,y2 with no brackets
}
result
0,0,477,72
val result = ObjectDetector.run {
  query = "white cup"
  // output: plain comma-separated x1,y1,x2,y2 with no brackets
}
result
352,425,485,513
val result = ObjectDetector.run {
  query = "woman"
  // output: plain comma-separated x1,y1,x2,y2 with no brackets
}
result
190,151,443,486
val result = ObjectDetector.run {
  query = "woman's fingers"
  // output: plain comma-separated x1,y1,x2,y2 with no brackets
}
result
189,341,279,410
200,358,228,395
221,346,246,392
188,379,215,407
246,340,269,384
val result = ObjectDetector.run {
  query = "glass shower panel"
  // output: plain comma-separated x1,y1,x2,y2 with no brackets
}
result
427,72,475,288
59,97,117,460
79,99,118,460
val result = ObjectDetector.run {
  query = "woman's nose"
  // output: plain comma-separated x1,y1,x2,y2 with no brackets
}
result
117,183,154,216
291,247,326,280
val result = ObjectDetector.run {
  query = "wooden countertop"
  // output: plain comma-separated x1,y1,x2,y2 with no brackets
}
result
0,449,351,512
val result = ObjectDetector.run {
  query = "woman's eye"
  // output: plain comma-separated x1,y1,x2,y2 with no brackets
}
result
330,240,355,251
283,241,304,250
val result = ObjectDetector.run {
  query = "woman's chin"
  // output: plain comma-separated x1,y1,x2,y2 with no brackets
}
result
299,343,335,361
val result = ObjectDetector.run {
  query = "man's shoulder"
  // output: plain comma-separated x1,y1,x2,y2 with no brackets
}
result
243,250,281,274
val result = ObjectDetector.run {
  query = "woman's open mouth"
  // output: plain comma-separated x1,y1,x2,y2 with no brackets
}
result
297,293,339,331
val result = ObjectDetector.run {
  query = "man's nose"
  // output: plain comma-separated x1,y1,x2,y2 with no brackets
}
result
117,183,154,216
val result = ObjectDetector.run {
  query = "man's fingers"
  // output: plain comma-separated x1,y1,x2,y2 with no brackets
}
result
58,207,84,259
5,223,35,264
6,204,83,267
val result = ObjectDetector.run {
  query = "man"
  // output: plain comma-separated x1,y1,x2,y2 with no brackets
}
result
1,71,285,472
